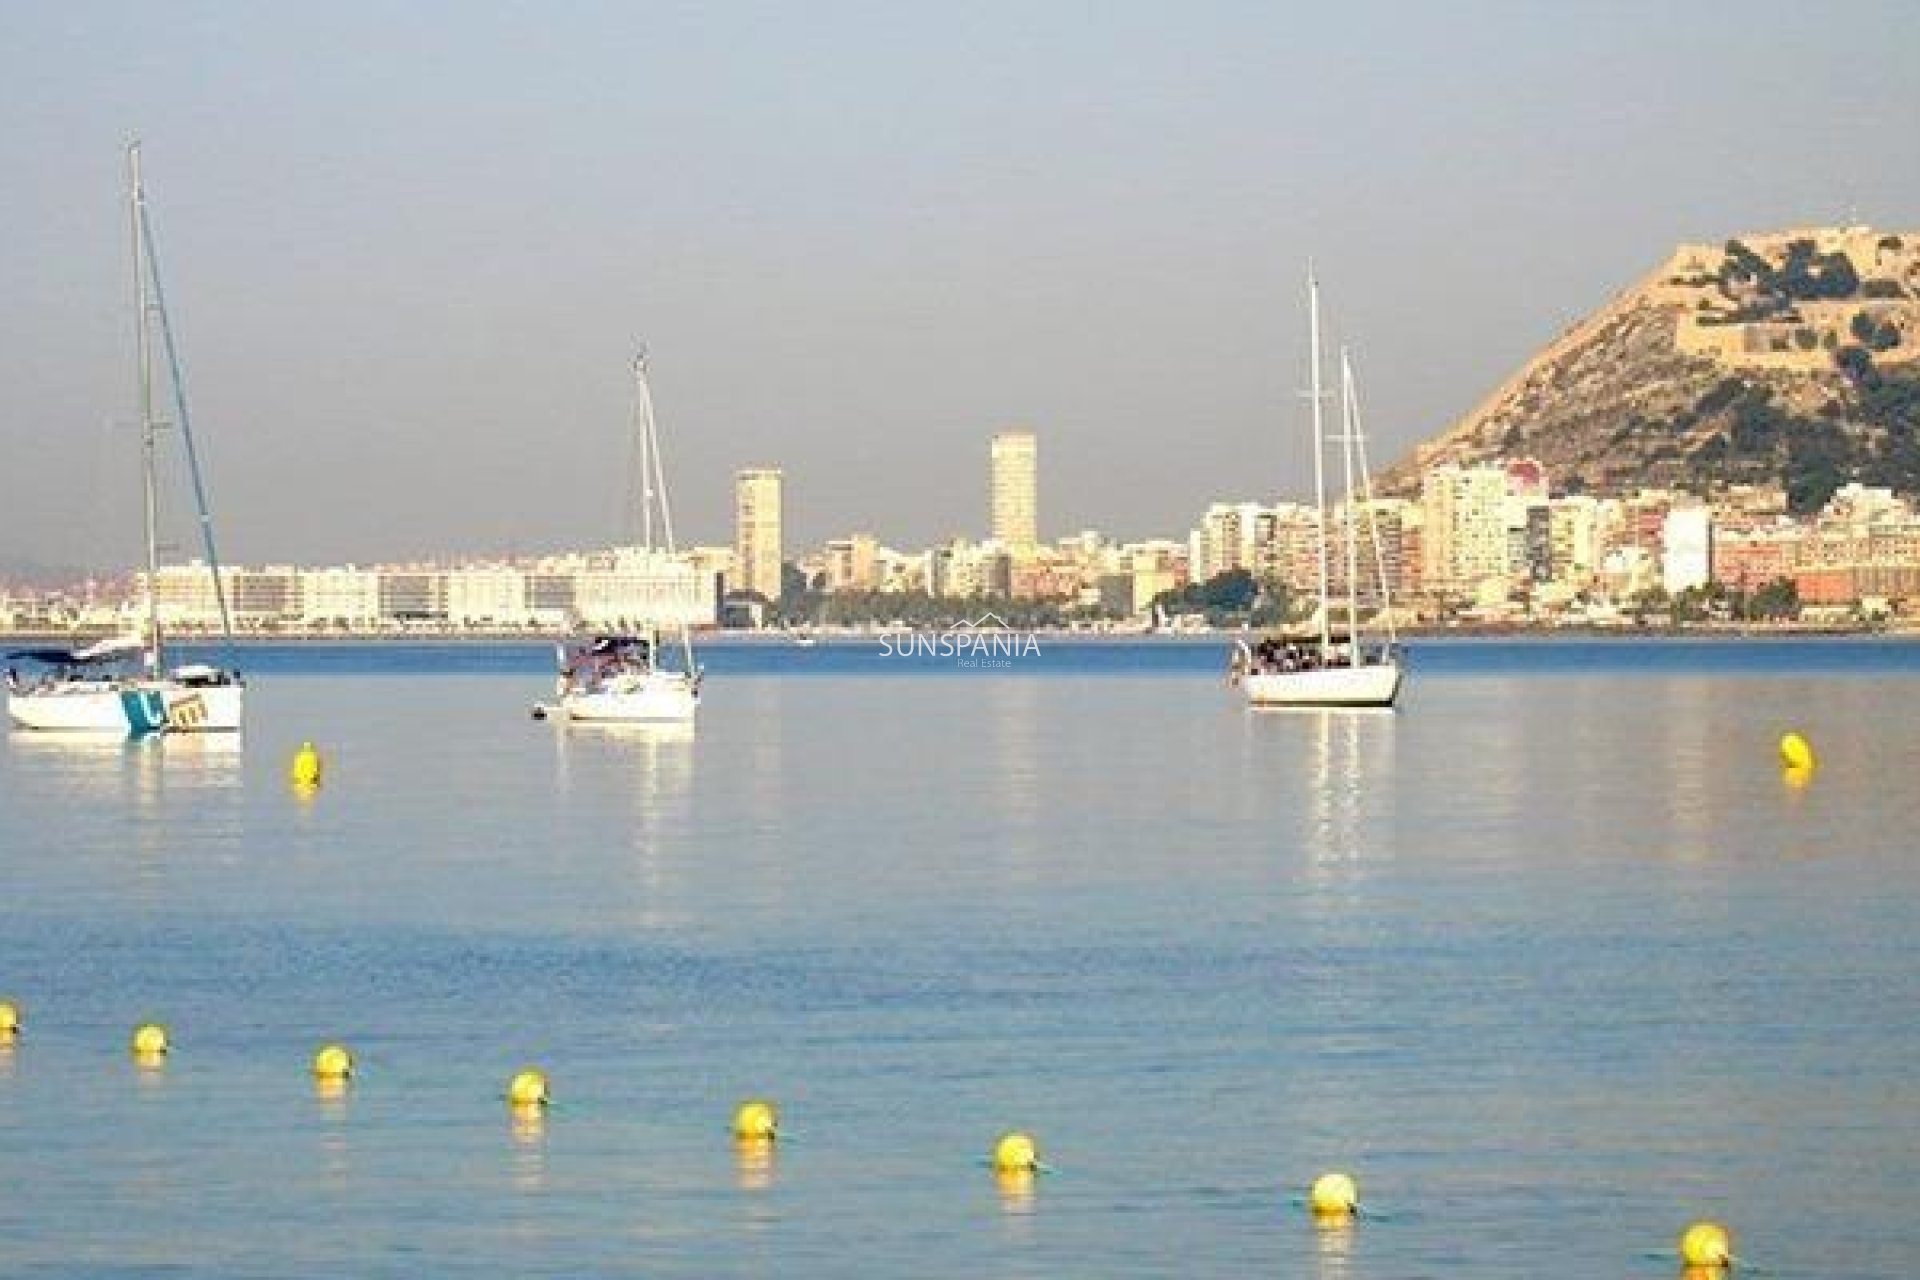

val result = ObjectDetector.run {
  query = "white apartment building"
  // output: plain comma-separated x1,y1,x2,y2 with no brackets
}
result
445,564,528,626
1661,504,1713,595
141,549,716,632
556,546,713,628
301,567,381,627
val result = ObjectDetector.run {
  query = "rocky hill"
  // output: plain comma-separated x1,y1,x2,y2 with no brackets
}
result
1381,226,1920,512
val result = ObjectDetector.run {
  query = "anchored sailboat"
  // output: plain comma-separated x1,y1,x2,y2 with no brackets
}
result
1233,271,1403,709
7,143,244,735
534,351,701,724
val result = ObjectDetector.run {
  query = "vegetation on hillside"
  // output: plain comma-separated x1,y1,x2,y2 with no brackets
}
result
1660,345,1920,512
1720,237,1860,303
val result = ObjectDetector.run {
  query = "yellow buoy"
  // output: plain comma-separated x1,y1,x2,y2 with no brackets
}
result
506,1067,549,1107
312,1043,354,1080
1309,1171,1359,1216
992,1131,1039,1174
289,741,323,787
733,1099,779,1141
1778,731,1814,771
131,1022,170,1056
1679,1221,1732,1268
0,1000,21,1035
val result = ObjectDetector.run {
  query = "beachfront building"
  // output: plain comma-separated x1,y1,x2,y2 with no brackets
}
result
1662,502,1713,595
301,567,382,628
821,533,881,592
931,538,1012,598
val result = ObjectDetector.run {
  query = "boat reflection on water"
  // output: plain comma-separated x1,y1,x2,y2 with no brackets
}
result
558,718,695,746
548,714,698,929
1245,705,1396,869
550,718,695,803
7,729,242,802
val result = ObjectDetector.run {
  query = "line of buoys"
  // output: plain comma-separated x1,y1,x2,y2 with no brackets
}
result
289,741,323,788
311,1043,354,1081
0,1009,1750,1262
506,1067,550,1108
1679,1220,1733,1268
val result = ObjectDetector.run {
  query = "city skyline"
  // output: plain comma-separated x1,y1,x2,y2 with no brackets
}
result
2,4,1916,571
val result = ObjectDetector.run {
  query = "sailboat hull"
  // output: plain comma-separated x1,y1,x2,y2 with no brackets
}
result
1243,661,1403,709
558,672,698,723
7,681,244,734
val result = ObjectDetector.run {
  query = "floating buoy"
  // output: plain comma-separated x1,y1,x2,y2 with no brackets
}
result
1309,1171,1359,1216
506,1068,549,1107
289,741,323,788
0,1000,20,1035
1679,1221,1732,1268
733,1099,779,1141
1778,731,1814,771
131,1022,169,1056
312,1043,354,1080
992,1131,1039,1174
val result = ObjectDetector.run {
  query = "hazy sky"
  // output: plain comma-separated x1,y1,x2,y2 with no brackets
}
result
3,1,1916,571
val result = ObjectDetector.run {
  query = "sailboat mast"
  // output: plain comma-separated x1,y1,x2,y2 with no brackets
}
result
1339,349,1362,659
633,351,696,673
635,349,654,555
130,142,162,674
135,149,239,668
1307,269,1331,657
1347,355,1399,650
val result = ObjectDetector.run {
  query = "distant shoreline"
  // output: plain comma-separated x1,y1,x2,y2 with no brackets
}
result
1,622,1906,648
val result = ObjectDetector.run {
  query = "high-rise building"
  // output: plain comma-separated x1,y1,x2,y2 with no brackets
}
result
990,430,1038,550
1420,464,1510,596
734,468,784,601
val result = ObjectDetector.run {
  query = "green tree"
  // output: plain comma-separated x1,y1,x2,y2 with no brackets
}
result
1629,585,1671,625
1749,577,1801,621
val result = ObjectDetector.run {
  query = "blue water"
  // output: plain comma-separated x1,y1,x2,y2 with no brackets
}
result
2,637,1917,1277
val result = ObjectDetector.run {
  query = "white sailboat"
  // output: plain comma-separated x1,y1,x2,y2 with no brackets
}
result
1234,271,1403,709
7,143,244,735
534,351,700,724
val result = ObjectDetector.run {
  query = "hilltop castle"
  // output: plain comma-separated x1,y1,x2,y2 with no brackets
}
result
1657,226,1918,370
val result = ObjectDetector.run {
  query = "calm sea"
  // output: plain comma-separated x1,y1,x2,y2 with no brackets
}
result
2,637,1917,1277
